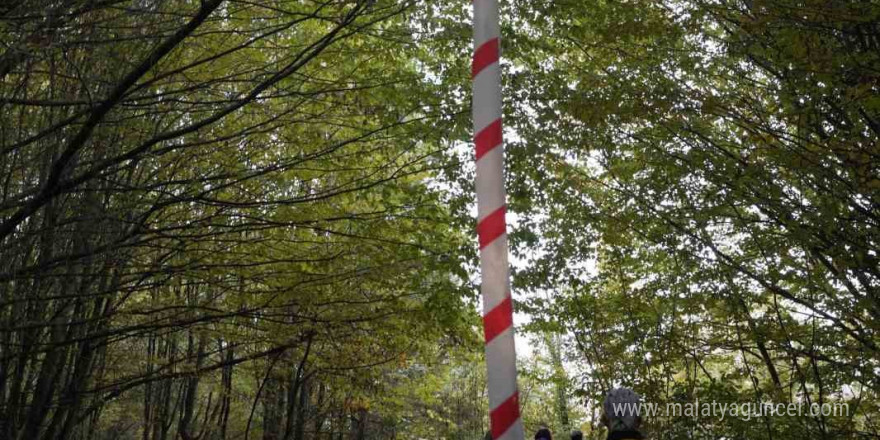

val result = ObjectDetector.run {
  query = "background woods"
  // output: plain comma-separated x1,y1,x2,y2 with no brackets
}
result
2,0,879,439
507,0,880,438
0,0,479,438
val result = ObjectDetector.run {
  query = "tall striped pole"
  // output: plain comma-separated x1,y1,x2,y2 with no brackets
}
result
472,1,524,439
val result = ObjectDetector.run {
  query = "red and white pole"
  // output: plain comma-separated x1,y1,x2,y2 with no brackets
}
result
472,1,524,439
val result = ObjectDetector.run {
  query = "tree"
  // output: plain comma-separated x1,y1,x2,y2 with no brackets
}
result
495,0,880,438
0,1,476,438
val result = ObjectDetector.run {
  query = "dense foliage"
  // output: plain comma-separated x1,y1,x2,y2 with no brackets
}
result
1,1,479,438
503,0,880,438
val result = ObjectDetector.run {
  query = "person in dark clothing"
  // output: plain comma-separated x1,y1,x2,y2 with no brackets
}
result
535,427,553,440
601,388,645,440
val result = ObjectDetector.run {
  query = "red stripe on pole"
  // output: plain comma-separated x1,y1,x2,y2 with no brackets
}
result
483,295,513,343
477,205,506,249
490,392,521,440
475,118,503,161
472,37,500,78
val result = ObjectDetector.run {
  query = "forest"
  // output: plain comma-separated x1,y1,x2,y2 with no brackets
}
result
0,0,878,439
